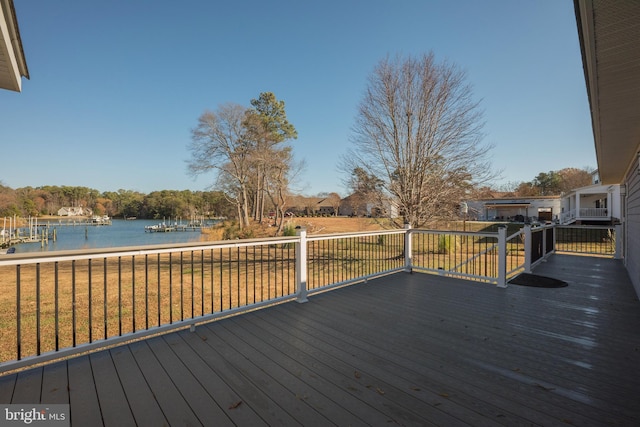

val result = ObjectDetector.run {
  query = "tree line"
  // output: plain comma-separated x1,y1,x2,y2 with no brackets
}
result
0,164,592,222
0,184,236,220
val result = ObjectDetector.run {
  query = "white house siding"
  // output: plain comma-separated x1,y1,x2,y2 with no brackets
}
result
466,198,560,222
624,158,640,298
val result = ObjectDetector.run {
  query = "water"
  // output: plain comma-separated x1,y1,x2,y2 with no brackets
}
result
11,219,211,253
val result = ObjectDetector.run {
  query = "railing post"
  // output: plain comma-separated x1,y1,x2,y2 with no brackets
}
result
523,224,532,273
614,224,623,260
497,225,507,288
404,224,412,273
295,227,308,303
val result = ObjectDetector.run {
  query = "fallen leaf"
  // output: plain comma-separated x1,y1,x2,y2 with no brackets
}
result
439,392,450,398
376,387,385,395
410,386,421,391
533,383,555,391
229,401,242,409
354,370,361,379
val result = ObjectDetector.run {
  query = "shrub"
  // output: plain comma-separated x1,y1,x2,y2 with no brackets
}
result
437,234,454,254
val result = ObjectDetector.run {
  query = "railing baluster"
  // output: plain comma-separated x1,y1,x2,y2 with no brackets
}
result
180,252,184,321
132,255,136,332
88,259,93,343
201,249,205,315
72,260,76,347
169,253,173,324
103,258,108,340
227,247,231,310
55,262,59,351
144,254,149,330
214,246,219,313
157,253,161,327
36,263,41,355
191,250,195,319
252,246,257,304
16,265,21,360
118,256,122,336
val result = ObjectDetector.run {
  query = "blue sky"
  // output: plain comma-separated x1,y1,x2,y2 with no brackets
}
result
1,0,594,196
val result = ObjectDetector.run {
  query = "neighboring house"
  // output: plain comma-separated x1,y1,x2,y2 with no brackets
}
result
317,198,337,216
575,0,640,297
339,194,398,218
559,181,622,225
58,207,92,217
465,196,561,223
0,0,29,92
285,197,326,216
339,194,368,217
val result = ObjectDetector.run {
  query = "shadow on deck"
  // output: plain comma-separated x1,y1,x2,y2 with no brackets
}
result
1,254,639,426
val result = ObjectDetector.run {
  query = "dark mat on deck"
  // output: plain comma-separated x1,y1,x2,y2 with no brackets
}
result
509,273,568,288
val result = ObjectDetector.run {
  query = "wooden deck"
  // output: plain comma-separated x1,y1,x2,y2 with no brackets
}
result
1,253,639,426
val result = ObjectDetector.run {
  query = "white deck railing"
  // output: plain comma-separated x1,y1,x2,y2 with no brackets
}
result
0,223,620,372
560,207,610,224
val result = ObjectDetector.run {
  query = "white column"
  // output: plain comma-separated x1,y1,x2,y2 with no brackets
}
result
404,224,412,272
295,227,308,303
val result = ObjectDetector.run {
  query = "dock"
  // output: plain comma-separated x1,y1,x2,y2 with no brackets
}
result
144,223,206,233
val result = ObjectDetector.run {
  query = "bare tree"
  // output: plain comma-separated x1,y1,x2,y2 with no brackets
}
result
344,53,494,227
188,104,252,229
263,147,305,234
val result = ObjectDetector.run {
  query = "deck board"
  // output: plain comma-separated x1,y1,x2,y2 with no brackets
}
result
12,367,42,403
144,335,234,426
177,327,301,426
0,374,15,403
211,321,372,427
67,356,102,426
89,351,136,427
1,253,639,426
41,361,69,404
160,331,266,426
127,340,203,427
109,345,169,426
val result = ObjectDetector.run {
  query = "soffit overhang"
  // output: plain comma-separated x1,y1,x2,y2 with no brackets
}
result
0,0,29,92
575,0,640,184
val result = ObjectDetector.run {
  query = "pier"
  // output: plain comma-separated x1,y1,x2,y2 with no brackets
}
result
144,223,207,233
1,216,111,250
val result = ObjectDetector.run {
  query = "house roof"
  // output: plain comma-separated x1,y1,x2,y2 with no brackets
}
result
472,195,560,203
484,203,531,208
0,0,29,92
574,0,640,184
